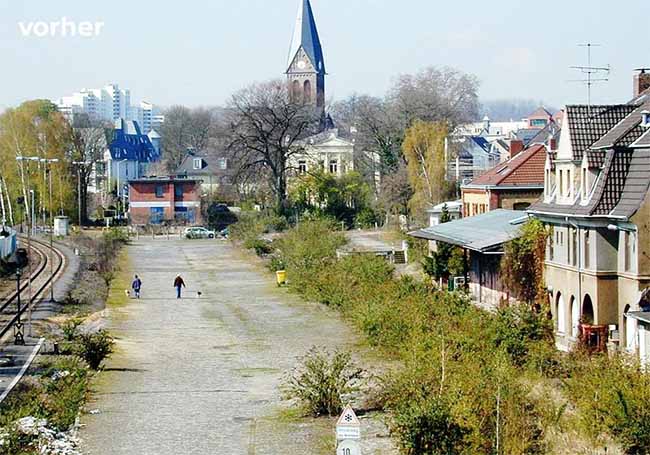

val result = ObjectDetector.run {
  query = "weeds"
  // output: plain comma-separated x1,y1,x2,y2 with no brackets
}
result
283,347,363,417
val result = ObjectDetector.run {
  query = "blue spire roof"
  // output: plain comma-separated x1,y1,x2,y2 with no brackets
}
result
287,0,325,74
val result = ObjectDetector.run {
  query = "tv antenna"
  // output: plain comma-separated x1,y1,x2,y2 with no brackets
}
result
569,43,610,115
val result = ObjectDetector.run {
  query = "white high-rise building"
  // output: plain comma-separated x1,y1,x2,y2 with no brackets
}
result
55,84,162,133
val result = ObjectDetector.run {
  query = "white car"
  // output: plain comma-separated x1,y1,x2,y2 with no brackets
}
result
184,227,216,239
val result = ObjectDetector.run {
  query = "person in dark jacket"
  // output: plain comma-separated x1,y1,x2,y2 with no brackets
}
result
174,275,186,299
131,275,142,299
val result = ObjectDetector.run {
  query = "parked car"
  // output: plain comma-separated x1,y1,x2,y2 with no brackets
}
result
184,227,216,239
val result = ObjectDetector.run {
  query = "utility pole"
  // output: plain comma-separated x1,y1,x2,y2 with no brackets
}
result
42,158,59,302
570,43,610,116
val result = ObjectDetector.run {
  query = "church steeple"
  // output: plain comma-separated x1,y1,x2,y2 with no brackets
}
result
286,0,325,109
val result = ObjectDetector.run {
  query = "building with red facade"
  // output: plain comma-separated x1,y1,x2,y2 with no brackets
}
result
128,177,203,225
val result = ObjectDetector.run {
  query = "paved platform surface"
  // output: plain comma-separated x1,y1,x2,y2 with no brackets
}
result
80,239,370,454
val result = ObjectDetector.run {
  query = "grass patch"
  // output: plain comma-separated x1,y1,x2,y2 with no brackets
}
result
106,249,131,307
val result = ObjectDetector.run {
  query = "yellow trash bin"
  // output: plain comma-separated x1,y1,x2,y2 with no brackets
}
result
276,270,287,286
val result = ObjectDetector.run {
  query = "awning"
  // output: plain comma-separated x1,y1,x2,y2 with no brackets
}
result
409,209,528,253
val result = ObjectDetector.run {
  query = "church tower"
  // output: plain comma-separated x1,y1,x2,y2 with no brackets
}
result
286,0,325,110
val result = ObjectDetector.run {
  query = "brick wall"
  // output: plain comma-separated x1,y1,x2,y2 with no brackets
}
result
128,180,202,225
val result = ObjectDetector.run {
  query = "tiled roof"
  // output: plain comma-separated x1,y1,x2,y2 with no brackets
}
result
586,150,606,169
631,128,650,148
593,150,634,215
463,144,546,188
527,107,554,120
611,148,650,218
566,104,637,160
591,101,650,149
109,120,159,162
529,147,649,219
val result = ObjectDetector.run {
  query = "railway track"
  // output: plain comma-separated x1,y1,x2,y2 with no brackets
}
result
0,237,65,340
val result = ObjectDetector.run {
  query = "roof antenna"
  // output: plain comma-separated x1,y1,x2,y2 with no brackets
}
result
569,43,610,117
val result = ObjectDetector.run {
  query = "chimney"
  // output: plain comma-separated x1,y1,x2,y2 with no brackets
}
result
633,69,650,98
548,135,558,151
509,140,524,158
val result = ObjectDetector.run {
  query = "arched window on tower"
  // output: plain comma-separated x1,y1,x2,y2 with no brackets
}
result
292,80,301,104
303,80,312,104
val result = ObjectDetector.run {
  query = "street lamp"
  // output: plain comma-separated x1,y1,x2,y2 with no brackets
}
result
41,158,59,302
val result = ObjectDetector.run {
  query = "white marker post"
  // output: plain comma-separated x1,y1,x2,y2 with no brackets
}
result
336,405,361,455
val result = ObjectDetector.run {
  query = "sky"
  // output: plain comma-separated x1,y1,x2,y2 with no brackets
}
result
0,0,648,113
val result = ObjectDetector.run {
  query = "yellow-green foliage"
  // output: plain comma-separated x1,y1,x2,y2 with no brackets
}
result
564,354,650,453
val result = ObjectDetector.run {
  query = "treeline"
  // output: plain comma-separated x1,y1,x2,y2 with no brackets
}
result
0,100,108,226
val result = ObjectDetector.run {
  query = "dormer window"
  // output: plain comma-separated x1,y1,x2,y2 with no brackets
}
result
193,158,202,170
642,111,650,128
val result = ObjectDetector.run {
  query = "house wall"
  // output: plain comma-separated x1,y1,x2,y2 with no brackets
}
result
128,181,202,225
496,190,543,211
461,190,489,217
468,252,510,309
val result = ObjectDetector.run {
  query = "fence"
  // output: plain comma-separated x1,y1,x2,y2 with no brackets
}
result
0,228,17,261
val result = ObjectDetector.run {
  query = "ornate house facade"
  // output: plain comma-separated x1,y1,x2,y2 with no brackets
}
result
529,76,650,359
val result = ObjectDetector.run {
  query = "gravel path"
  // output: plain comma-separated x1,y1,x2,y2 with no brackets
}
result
79,238,395,454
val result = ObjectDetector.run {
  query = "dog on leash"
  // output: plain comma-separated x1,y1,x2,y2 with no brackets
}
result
125,290,131,298
197,291,202,298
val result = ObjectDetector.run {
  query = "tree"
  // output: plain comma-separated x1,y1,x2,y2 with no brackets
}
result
423,205,467,283
388,66,480,131
289,170,373,226
69,123,110,224
160,106,213,172
226,80,320,214
402,120,451,216
500,219,549,308
331,95,402,172
0,100,74,226
376,162,413,219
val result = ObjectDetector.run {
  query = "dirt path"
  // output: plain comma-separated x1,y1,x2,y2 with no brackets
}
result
79,238,395,454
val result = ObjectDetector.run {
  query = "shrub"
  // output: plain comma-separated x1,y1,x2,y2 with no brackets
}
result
282,347,363,417
61,318,83,341
75,330,114,370
391,395,468,455
564,355,650,453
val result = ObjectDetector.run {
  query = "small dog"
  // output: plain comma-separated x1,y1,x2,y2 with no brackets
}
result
125,290,130,298
197,291,202,298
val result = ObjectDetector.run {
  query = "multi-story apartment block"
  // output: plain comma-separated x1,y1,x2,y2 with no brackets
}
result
528,71,650,361
56,84,163,133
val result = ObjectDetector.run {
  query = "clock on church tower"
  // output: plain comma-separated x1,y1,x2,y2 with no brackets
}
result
286,0,326,109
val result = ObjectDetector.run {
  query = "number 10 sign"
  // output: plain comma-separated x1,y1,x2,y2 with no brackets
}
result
336,405,361,455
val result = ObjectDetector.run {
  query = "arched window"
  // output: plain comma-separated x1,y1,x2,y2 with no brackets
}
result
582,294,594,325
556,293,566,334
303,80,312,104
292,80,301,103
570,296,580,338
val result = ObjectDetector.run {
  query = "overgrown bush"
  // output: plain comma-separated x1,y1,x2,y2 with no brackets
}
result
565,355,650,453
61,318,83,341
392,395,468,455
283,347,363,417
75,330,114,370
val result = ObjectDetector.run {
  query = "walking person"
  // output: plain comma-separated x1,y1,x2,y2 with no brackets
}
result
131,274,142,299
174,275,186,299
